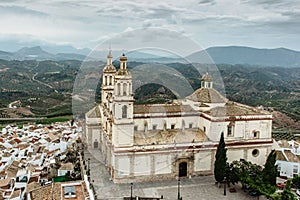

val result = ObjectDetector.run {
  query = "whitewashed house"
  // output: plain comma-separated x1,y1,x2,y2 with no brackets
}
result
58,163,74,176
276,141,300,178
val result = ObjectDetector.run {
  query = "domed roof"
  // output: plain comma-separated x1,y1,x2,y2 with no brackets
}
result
186,88,227,103
116,53,129,75
103,64,116,73
103,50,116,73
116,68,129,75
120,53,127,61
201,72,212,81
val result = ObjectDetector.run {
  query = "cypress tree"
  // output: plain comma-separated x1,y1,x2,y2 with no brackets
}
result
262,150,278,186
214,132,227,183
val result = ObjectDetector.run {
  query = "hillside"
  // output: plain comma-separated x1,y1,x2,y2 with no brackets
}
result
0,59,300,131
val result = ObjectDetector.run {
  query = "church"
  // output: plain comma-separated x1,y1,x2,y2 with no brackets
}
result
84,50,273,183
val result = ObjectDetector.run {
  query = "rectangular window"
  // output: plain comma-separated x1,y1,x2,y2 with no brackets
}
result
171,124,175,129
152,125,157,130
189,123,193,128
293,165,298,174
203,126,206,133
227,126,232,136
134,126,138,131
277,163,281,171
253,131,260,138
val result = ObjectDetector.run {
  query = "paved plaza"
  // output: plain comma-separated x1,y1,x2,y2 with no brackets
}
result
85,149,265,200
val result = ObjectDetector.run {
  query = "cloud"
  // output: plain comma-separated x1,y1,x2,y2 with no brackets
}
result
0,5,48,17
0,0,299,51
241,0,286,6
198,0,216,5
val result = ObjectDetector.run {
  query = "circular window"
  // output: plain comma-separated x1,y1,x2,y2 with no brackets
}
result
252,149,259,157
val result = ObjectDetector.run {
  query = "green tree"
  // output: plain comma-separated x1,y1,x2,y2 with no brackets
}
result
214,132,227,183
225,162,239,186
262,150,278,186
292,175,300,189
230,159,263,190
279,179,297,200
248,175,276,199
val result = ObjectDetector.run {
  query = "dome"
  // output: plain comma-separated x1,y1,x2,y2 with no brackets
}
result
103,50,116,73
120,53,127,61
103,64,116,73
186,88,227,103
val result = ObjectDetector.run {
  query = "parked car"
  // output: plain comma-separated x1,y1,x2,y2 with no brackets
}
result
249,190,260,196
276,183,286,189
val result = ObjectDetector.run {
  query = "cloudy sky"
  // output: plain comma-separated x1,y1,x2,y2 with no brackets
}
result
0,0,299,51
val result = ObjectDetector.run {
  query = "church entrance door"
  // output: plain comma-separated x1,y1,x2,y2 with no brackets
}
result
179,162,187,177
93,140,99,149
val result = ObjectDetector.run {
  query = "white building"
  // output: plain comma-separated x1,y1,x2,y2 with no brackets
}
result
275,140,300,179
85,51,274,183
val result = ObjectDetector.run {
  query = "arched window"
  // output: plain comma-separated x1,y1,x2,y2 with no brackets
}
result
163,120,167,131
228,122,234,137
117,83,121,96
144,120,148,132
128,83,131,95
122,105,127,118
104,76,107,86
123,83,127,96
109,76,112,85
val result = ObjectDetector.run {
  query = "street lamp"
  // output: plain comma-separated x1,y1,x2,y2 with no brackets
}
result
130,182,133,200
178,179,181,200
223,179,226,196
86,158,90,176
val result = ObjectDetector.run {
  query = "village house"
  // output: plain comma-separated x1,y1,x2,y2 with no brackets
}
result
0,121,92,199
276,140,300,178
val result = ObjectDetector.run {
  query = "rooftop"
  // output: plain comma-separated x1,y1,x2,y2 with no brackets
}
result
28,181,89,200
206,102,270,117
134,104,197,115
284,150,300,163
186,88,227,104
59,162,74,171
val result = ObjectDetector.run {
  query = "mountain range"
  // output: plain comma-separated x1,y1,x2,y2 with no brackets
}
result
0,45,299,67
188,46,300,67
0,46,87,61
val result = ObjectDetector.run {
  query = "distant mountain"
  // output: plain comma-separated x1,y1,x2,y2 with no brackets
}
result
0,46,89,61
55,53,87,61
0,50,13,60
0,45,300,67
0,38,92,55
187,46,300,67
15,46,54,60
41,45,91,55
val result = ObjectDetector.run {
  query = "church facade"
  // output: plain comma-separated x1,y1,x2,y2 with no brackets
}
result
84,51,273,183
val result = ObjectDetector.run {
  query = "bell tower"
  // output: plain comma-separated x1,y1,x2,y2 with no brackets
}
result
102,49,116,108
101,49,116,144
111,53,134,147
